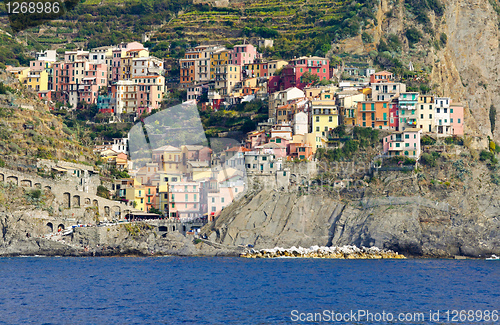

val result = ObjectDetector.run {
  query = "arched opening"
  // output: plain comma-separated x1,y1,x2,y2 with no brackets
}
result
93,199,98,207
0,173,4,182
6,176,18,185
72,195,80,208
34,183,42,189
182,225,186,232
46,222,53,233
20,179,32,187
158,226,168,232
63,192,71,209
172,226,176,231
57,224,65,232
162,233,168,238
84,198,91,205
112,206,121,219
104,206,110,218
44,186,51,192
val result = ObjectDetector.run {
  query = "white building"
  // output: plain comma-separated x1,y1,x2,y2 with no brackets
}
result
293,111,308,135
434,97,452,136
112,138,128,154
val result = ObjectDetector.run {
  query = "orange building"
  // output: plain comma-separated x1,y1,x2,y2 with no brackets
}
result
356,101,390,129
180,50,200,84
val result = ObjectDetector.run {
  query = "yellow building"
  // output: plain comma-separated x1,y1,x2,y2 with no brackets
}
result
210,49,230,80
120,49,149,80
24,70,48,91
6,66,30,82
125,185,146,211
311,100,339,148
152,145,184,173
417,94,435,133
338,92,364,126
267,59,288,76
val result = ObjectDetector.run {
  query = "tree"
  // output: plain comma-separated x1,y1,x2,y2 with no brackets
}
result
300,71,320,84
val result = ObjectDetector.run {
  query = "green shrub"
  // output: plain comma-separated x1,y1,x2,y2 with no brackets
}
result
406,28,423,47
420,152,437,167
479,150,494,161
421,135,436,145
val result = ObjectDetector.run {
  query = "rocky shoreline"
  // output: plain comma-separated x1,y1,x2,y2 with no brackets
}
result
240,245,406,259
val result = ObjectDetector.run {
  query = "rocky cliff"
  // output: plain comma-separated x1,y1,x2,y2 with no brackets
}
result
334,0,500,140
203,154,500,258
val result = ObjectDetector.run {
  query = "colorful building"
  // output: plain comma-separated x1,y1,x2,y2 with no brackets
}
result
417,94,435,133
450,103,464,136
356,101,389,129
398,92,419,131
382,128,422,158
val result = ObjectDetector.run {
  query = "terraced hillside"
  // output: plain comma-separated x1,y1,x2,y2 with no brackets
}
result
0,0,376,61
0,72,96,167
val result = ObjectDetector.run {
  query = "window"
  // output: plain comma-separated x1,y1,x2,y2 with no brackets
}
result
316,116,319,122
316,127,320,132
450,118,453,123
450,108,454,113
211,207,216,212
221,198,225,203
194,194,197,201
405,143,409,147
458,118,461,123
329,116,333,122
396,143,400,147
185,194,188,201
429,114,432,119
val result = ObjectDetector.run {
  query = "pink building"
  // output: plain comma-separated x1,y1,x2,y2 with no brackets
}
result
450,103,464,136
30,60,47,72
80,63,107,104
383,128,422,158
231,44,258,66
245,131,267,149
169,181,201,219
256,142,287,158
207,182,245,220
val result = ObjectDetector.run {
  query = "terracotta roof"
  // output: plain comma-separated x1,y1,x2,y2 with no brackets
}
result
225,146,251,152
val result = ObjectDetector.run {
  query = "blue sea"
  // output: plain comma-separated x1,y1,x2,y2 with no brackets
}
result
0,257,498,324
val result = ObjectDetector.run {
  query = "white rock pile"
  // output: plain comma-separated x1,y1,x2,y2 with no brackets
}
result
240,245,406,259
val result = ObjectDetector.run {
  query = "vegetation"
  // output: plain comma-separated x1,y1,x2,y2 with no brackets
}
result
96,185,110,199
490,105,497,134
420,151,441,167
421,135,436,145
316,127,378,162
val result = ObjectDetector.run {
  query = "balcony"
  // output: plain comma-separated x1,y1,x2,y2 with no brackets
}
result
389,142,404,151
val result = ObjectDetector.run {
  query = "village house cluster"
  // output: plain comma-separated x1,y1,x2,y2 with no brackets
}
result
6,39,466,220
94,143,250,221
204,69,464,162
6,41,166,119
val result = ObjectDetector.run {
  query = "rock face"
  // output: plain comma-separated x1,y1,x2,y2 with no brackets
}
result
203,187,500,258
0,212,241,257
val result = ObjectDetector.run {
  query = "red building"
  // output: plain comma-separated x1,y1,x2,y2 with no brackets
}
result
269,56,330,92
389,98,399,130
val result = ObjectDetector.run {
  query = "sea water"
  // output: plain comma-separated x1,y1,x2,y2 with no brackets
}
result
0,257,498,324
